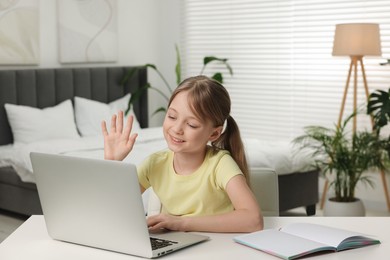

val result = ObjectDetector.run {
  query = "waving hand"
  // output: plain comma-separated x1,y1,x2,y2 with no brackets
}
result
101,111,138,161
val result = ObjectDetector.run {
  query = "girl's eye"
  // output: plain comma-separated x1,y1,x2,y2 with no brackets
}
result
187,123,198,129
167,115,176,120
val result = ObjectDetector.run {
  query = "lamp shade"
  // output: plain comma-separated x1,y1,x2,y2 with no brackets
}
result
332,23,382,57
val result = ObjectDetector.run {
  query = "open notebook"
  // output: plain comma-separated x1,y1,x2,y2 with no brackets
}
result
234,222,380,260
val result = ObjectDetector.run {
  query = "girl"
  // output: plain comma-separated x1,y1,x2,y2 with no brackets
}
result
102,75,263,233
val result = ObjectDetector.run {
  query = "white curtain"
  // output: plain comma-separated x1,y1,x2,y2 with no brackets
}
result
180,0,390,140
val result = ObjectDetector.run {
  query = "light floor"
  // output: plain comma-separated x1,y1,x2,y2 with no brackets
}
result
0,210,27,243
281,206,390,217
1,206,389,243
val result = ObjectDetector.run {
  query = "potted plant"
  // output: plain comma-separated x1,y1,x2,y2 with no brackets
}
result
293,111,390,216
121,45,233,116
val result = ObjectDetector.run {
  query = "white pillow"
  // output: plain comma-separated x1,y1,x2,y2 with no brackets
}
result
4,100,80,145
74,94,141,137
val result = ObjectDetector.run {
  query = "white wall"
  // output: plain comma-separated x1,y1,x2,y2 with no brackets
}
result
4,0,180,126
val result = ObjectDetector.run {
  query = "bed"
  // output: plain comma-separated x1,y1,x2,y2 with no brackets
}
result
0,66,318,216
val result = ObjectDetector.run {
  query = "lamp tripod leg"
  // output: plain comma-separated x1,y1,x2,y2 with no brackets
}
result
380,172,390,211
337,60,354,127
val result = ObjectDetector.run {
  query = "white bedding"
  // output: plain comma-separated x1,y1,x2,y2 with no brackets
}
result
0,127,314,183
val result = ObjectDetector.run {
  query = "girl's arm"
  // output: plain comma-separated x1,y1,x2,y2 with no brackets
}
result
102,111,146,194
147,175,264,233
101,111,138,161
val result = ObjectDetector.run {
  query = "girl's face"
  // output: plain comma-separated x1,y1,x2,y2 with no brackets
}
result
163,91,222,155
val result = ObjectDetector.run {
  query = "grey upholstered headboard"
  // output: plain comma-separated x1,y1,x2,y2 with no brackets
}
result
0,66,147,145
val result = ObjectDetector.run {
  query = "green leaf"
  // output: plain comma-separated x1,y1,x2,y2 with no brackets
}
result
203,56,233,75
367,88,390,130
145,64,157,70
175,45,182,85
204,56,227,65
225,62,233,76
211,73,223,83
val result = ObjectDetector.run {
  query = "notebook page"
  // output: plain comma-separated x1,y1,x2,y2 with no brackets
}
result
234,229,334,260
280,223,369,248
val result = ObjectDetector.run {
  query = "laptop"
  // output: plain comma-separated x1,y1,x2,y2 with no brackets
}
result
30,152,209,258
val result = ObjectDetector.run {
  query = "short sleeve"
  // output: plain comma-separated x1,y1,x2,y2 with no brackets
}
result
137,151,171,190
214,153,243,189
137,157,152,190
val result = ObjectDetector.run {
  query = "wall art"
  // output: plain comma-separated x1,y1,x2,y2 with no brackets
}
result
58,0,118,63
0,0,39,65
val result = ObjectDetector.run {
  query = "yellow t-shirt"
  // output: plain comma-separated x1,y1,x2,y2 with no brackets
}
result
137,147,242,217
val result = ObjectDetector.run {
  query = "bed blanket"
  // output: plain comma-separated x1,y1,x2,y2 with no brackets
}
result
0,127,315,183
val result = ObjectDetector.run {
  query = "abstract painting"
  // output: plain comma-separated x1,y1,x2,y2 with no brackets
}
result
0,0,39,64
58,0,118,63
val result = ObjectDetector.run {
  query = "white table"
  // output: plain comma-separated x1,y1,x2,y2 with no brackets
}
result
0,215,388,259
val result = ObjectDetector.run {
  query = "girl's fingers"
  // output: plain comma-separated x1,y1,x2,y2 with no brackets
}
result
107,111,136,142
147,215,159,228
110,114,117,133
123,115,134,137
101,121,108,136
127,133,138,148
117,111,124,133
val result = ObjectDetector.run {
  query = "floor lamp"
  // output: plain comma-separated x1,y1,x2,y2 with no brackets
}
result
319,23,390,211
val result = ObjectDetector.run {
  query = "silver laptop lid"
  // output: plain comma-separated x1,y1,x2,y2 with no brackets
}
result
31,152,154,258
30,152,208,259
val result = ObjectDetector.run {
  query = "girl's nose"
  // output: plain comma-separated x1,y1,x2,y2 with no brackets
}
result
172,121,184,134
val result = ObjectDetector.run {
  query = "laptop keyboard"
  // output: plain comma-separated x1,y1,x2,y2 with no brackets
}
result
150,237,178,250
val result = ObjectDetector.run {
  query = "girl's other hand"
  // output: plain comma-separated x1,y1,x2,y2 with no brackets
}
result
101,110,138,161
147,213,184,232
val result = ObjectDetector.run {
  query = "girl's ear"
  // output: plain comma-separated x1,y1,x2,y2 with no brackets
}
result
209,126,223,142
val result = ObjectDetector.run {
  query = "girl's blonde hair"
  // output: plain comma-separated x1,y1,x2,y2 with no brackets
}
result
168,75,249,182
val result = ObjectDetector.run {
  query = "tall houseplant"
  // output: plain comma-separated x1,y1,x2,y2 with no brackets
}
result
293,112,389,209
121,45,233,116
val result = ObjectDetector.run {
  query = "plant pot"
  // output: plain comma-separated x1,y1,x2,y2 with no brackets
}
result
323,198,365,216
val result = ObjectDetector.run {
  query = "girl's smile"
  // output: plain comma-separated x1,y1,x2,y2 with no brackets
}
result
169,134,185,144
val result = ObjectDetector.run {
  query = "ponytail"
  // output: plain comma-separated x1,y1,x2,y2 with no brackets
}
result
212,115,249,184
